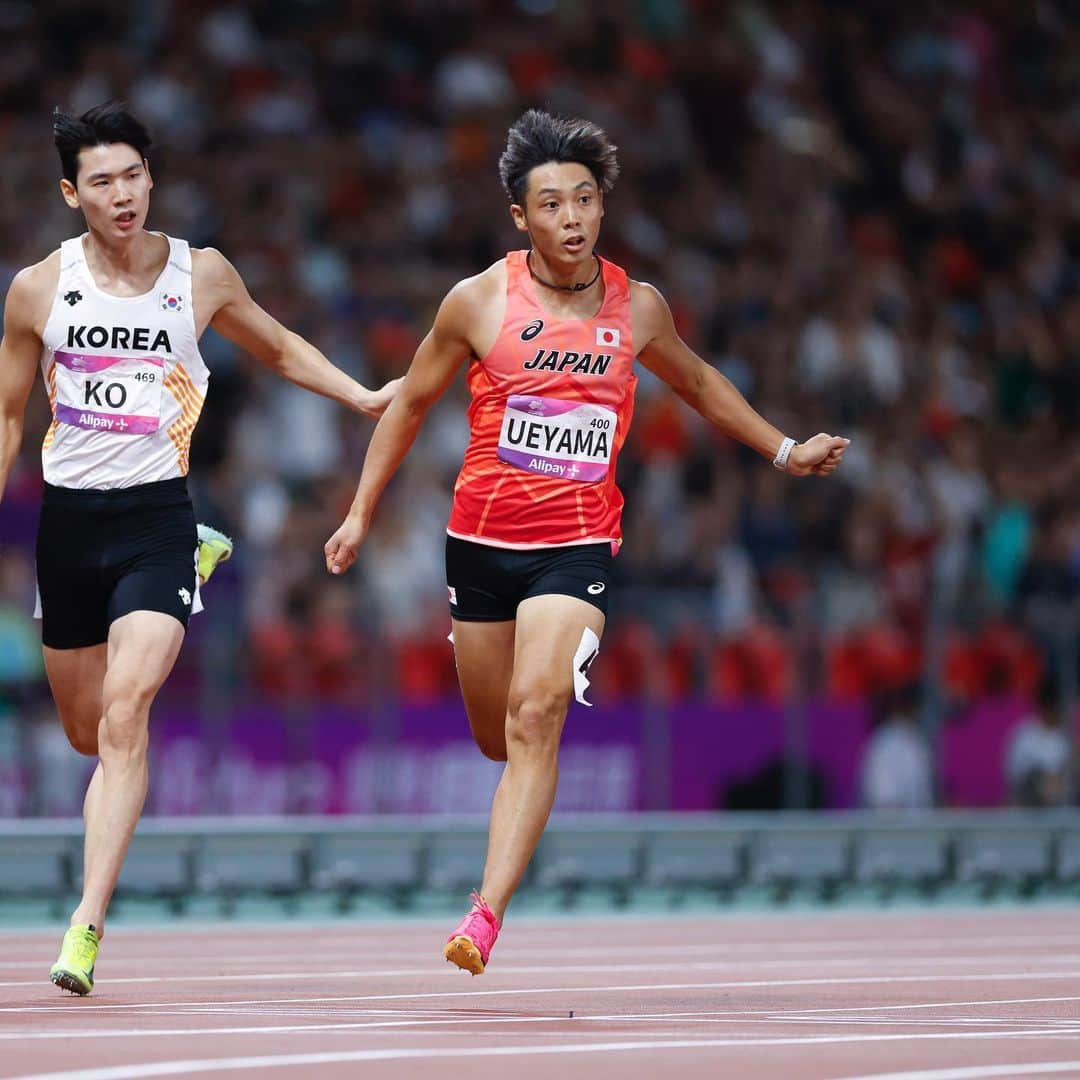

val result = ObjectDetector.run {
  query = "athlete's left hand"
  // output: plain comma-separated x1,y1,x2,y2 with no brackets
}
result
325,514,368,574
361,378,404,418
787,434,850,477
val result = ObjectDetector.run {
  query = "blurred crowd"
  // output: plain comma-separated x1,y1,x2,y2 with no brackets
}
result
0,1,1078,805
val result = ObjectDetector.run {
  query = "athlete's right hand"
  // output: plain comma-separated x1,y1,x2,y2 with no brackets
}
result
361,377,404,418
325,514,368,575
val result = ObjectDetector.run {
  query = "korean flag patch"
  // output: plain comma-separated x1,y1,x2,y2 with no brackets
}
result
160,292,184,313
596,326,620,348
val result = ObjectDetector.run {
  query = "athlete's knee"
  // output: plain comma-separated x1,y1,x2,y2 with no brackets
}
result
506,686,568,752
98,696,150,761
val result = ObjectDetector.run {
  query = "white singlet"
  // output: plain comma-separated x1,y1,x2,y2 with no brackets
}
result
39,233,210,490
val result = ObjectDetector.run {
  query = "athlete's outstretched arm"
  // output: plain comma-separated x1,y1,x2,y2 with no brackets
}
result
196,248,400,418
324,283,476,574
0,268,47,500
633,282,848,476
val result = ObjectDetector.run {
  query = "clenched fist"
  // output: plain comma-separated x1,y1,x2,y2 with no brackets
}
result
787,434,850,477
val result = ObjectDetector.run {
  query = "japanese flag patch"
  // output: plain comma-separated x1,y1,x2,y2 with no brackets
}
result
596,326,620,348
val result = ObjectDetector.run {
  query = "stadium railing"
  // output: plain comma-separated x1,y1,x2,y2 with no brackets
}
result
1,810,1078,912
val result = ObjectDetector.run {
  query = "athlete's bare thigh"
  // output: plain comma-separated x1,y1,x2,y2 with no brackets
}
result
101,610,186,713
452,618,516,761
453,591,606,759
44,644,107,754
509,594,605,718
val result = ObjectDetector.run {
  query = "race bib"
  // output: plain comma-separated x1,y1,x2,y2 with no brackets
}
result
52,350,164,435
497,395,616,482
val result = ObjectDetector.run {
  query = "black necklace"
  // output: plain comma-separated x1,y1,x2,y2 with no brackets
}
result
528,252,601,292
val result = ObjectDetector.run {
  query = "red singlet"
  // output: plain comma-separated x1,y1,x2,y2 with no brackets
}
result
447,250,637,549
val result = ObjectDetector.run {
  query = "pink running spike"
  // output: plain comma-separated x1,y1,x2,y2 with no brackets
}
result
443,891,500,975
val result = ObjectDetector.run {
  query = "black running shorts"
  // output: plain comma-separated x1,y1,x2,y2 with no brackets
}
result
445,534,613,622
35,477,199,649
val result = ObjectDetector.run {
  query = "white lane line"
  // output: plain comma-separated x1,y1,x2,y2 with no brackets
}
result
22,995,1068,1025
787,996,1080,1015
6,952,1080,990
0,963,729,989
0,1012,639,1040
1,1014,1077,1042
11,1032,1080,1080
7,970,1080,1014
7,932,1080,964
124,1008,1077,1027
838,1062,1080,1080
779,1018,1080,1028
6,931,1080,966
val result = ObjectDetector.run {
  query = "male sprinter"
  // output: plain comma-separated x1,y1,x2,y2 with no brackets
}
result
0,102,398,994
325,110,848,973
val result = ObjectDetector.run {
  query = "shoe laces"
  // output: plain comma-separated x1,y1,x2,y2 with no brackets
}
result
466,891,499,930
67,927,98,969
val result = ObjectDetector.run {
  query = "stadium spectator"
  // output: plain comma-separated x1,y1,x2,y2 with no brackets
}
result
1006,679,1073,808
1,1,1076,810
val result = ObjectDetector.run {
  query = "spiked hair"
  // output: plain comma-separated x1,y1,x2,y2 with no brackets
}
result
53,101,153,183
498,109,619,204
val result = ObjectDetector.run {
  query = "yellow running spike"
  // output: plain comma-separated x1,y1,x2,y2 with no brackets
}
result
196,524,233,584
50,924,99,996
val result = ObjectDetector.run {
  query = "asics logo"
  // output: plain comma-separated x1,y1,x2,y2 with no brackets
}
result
178,587,191,606
520,319,544,341
587,582,605,595
448,586,458,605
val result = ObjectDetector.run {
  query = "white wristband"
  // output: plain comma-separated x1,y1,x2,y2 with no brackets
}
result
773,437,797,472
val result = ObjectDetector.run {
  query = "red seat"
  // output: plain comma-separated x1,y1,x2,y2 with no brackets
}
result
307,617,368,699
944,623,1043,700
395,631,458,703
970,621,1043,698
591,618,666,701
665,621,703,699
710,623,793,702
826,623,920,699
250,621,308,698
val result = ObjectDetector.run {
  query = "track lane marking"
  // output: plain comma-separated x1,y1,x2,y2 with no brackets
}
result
7,952,1080,989
838,1062,1080,1080
11,1031,1080,1080
7,968,1080,1014
1,1016,1079,1041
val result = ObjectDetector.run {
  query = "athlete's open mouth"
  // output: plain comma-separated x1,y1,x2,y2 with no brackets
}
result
563,235,586,251
115,211,137,227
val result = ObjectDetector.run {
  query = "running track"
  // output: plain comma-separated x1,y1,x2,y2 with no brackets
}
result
2,909,1080,1079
